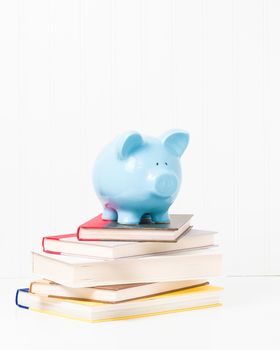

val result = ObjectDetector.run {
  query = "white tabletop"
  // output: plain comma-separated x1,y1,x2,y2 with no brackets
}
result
2,276,280,350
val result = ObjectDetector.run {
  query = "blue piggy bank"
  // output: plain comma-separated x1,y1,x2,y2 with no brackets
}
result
93,129,189,225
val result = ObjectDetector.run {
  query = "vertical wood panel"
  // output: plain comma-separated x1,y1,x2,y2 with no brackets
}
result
141,0,174,134
111,0,143,133
171,1,204,218
82,0,114,218
83,0,112,140
200,0,234,274
17,0,51,275
265,0,280,274
47,0,84,238
232,0,266,274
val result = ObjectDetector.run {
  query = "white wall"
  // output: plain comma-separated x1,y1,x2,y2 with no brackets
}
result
1,0,280,277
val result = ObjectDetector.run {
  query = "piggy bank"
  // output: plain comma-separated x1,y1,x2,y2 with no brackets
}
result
93,129,189,225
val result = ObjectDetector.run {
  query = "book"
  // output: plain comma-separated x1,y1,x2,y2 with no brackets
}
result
77,214,193,242
16,285,223,323
29,279,208,303
42,229,217,259
32,247,222,288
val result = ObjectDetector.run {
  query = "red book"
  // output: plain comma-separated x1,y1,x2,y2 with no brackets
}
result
42,227,216,259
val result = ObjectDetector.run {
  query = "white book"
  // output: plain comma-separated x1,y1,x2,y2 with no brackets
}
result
77,214,192,242
42,229,217,259
16,284,223,322
32,247,222,288
30,279,208,303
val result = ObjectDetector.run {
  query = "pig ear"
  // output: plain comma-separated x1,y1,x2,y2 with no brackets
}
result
117,131,144,159
161,129,189,157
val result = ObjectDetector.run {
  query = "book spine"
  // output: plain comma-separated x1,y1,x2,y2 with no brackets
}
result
29,282,35,293
77,214,109,241
42,234,76,254
42,237,61,255
76,225,82,240
15,288,29,309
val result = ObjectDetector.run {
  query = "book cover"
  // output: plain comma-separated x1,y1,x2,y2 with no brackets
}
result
77,214,193,242
32,248,222,288
78,213,192,232
29,279,209,303
16,285,223,323
42,233,76,255
42,229,217,259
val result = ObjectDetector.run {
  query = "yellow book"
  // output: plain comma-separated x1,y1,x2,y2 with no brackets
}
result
16,285,223,323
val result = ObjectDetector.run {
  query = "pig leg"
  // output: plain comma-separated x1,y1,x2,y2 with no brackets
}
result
151,211,170,224
117,210,142,225
102,207,118,221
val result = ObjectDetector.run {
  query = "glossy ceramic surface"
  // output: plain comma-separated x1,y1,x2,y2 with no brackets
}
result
93,129,189,225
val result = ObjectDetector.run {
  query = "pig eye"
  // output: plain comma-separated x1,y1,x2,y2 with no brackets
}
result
156,162,159,166
165,162,168,166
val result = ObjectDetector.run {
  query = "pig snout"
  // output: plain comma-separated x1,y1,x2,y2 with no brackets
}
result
154,174,178,197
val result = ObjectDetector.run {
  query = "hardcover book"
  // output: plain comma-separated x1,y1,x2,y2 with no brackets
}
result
29,279,208,303
32,247,222,288
16,285,223,323
42,229,217,259
77,214,193,242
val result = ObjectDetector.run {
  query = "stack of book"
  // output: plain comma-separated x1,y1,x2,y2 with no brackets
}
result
16,214,222,322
